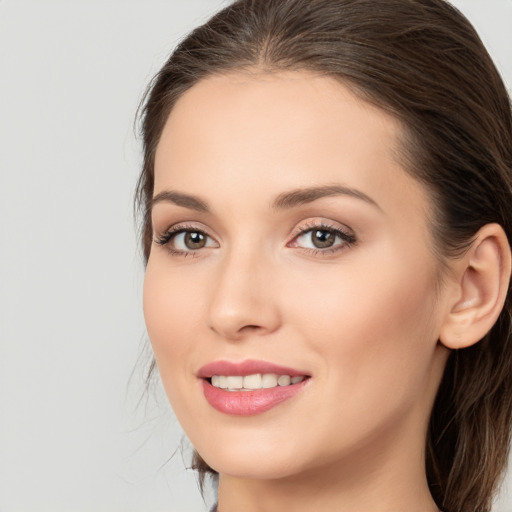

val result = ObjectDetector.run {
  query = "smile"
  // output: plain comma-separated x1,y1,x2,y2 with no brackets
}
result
210,373,306,391
198,360,311,415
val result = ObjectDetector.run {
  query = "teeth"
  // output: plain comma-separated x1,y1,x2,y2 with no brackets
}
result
243,373,262,389
210,373,306,391
277,375,291,386
227,376,243,390
262,373,278,388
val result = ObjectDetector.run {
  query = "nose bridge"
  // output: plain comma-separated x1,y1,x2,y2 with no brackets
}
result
206,237,280,340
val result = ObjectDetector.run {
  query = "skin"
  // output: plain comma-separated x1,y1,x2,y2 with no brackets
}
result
143,70,455,512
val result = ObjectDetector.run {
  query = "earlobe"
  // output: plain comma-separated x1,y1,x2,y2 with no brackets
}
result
439,223,511,350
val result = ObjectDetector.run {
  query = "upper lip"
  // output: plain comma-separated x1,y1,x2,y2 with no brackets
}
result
197,359,310,378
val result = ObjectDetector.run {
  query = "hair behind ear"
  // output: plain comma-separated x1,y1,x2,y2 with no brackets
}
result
429,224,512,511
428,303,512,512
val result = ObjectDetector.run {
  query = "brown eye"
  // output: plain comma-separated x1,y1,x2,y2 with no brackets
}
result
156,227,218,254
290,223,356,254
184,231,207,249
311,229,335,248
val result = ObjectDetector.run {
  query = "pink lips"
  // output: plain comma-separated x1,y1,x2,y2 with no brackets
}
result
197,359,310,416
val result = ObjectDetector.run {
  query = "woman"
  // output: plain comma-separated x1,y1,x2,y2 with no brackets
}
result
136,1,512,511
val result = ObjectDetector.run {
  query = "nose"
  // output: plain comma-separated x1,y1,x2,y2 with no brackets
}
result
206,246,281,341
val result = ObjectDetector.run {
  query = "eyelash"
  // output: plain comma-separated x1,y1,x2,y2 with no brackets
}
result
154,221,357,258
289,221,357,256
155,223,211,258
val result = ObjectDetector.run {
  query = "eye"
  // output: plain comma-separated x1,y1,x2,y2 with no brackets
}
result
155,225,218,255
289,223,356,254
173,230,212,250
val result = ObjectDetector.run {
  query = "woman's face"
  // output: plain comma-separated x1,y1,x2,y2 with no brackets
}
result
144,71,450,480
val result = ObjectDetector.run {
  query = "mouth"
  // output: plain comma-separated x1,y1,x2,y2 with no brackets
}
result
198,360,311,415
208,373,307,391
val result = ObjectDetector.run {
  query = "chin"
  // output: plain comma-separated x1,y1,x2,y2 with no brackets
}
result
203,451,305,481
192,429,311,480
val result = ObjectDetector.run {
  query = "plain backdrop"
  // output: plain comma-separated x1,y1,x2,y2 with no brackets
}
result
0,1,511,511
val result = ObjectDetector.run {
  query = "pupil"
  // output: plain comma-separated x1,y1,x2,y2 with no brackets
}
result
185,231,206,249
313,230,335,248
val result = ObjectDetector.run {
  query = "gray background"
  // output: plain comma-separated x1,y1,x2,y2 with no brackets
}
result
0,1,510,511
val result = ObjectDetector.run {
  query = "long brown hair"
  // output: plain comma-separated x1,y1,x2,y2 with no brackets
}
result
135,1,512,511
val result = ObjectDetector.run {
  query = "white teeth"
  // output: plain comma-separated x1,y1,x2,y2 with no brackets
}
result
227,376,243,390
243,373,262,389
262,373,278,388
277,375,291,386
210,373,307,391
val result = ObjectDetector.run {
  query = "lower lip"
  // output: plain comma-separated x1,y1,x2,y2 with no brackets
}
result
201,379,309,416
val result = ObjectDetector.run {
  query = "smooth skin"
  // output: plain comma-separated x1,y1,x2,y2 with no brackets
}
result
143,71,511,512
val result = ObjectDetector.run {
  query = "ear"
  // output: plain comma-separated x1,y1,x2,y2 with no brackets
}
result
439,223,511,350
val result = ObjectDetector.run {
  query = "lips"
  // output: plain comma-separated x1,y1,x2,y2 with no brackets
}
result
197,359,308,378
197,359,310,416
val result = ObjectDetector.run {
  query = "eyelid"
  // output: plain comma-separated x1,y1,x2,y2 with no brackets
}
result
289,218,355,240
154,222,219,250
154,221,215,238
153,218,356,257
287,219,357,253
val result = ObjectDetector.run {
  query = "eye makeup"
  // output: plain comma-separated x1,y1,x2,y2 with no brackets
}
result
154,223,218,257
153,217,357,258
287,219,357,256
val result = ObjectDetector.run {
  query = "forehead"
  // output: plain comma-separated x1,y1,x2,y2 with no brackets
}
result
156,70,399,171
153,70,429,221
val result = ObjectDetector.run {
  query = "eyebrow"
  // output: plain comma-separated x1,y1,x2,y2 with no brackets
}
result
150,190,209,212
150,184,380,213
272,184,380,210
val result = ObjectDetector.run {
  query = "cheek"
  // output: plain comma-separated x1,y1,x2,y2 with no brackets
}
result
269,256,441,465
285,250,440,401
143,260,203,377
287,252,436,337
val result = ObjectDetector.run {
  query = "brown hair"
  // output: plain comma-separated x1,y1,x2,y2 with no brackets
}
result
135,1,512,511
